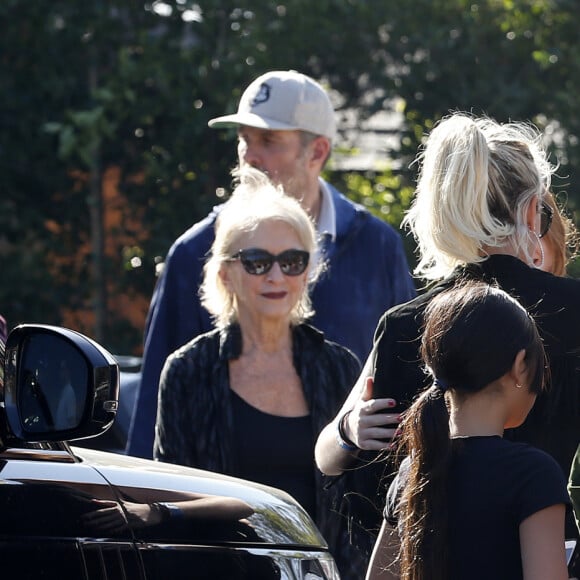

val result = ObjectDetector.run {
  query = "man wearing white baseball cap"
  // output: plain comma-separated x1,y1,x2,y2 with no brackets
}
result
208,70,338,221
129,67,415,454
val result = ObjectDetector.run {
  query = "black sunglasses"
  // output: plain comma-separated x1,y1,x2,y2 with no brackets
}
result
227,248,309,276
539,200,553,239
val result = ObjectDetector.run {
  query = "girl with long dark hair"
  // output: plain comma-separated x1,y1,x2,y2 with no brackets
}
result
368,282,569,579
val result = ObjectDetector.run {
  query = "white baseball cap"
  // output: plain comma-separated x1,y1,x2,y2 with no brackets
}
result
208,70,336,142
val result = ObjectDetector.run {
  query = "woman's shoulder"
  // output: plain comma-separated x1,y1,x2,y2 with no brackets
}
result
294,324,361,369
431,256,580,348
374,278,454,343
479,254,580,308
519,263,580,302
161,328,229,395
506,267,580,349
167,327,223,365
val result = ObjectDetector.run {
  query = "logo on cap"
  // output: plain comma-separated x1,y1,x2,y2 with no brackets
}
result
250,82,271,107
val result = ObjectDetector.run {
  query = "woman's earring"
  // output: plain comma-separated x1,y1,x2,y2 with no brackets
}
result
515,383,523,389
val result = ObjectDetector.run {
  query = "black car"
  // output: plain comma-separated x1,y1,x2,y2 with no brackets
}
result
1,324,339,579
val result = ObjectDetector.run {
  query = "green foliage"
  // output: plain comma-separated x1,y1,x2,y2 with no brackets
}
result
1,0,579,354
326,166,419,271
569,258,580,279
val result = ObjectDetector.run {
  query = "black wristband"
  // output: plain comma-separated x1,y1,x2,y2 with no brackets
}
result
336,411,358,451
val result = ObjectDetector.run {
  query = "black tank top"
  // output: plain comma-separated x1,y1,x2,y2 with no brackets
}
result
230,390,316,519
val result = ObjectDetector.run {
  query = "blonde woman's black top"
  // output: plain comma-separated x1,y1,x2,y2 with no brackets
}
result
372,253,580,536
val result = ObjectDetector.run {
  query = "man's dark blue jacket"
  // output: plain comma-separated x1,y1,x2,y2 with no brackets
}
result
127,181,416,458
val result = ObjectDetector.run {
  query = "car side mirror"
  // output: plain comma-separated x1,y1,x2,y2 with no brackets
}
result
3,325,119,442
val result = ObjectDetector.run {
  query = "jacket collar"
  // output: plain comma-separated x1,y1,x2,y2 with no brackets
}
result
217,322,325,362
325,180,370,239
317,178,336,241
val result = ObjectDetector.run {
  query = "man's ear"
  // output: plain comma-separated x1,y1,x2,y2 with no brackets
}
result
308,136,331,168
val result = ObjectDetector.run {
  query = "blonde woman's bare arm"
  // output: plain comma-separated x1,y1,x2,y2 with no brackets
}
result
315,353,400,476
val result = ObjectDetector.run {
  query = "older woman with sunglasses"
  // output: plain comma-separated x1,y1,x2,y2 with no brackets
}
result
153,167,365,579
315,114,580,556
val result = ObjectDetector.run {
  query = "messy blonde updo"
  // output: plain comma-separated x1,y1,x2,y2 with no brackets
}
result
403,113,555,280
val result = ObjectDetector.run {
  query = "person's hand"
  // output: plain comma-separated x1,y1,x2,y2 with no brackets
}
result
81,499,162,532
81,499,129,533
343,376,401,450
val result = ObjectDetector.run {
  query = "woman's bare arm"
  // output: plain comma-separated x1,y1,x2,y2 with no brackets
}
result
314,353,400,476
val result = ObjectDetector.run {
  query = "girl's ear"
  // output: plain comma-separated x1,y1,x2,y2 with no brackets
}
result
511,349,528,386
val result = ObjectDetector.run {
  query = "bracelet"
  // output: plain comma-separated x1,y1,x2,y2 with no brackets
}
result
336,411,358,452
153,501,184,522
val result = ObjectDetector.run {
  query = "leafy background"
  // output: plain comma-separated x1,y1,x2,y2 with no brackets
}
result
2,0,578,355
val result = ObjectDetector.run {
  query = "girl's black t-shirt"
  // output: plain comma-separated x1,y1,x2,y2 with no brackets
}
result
385,436,570,580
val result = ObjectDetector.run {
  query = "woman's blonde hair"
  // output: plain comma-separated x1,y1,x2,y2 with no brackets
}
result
403,113,555,280
199,167,320,328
